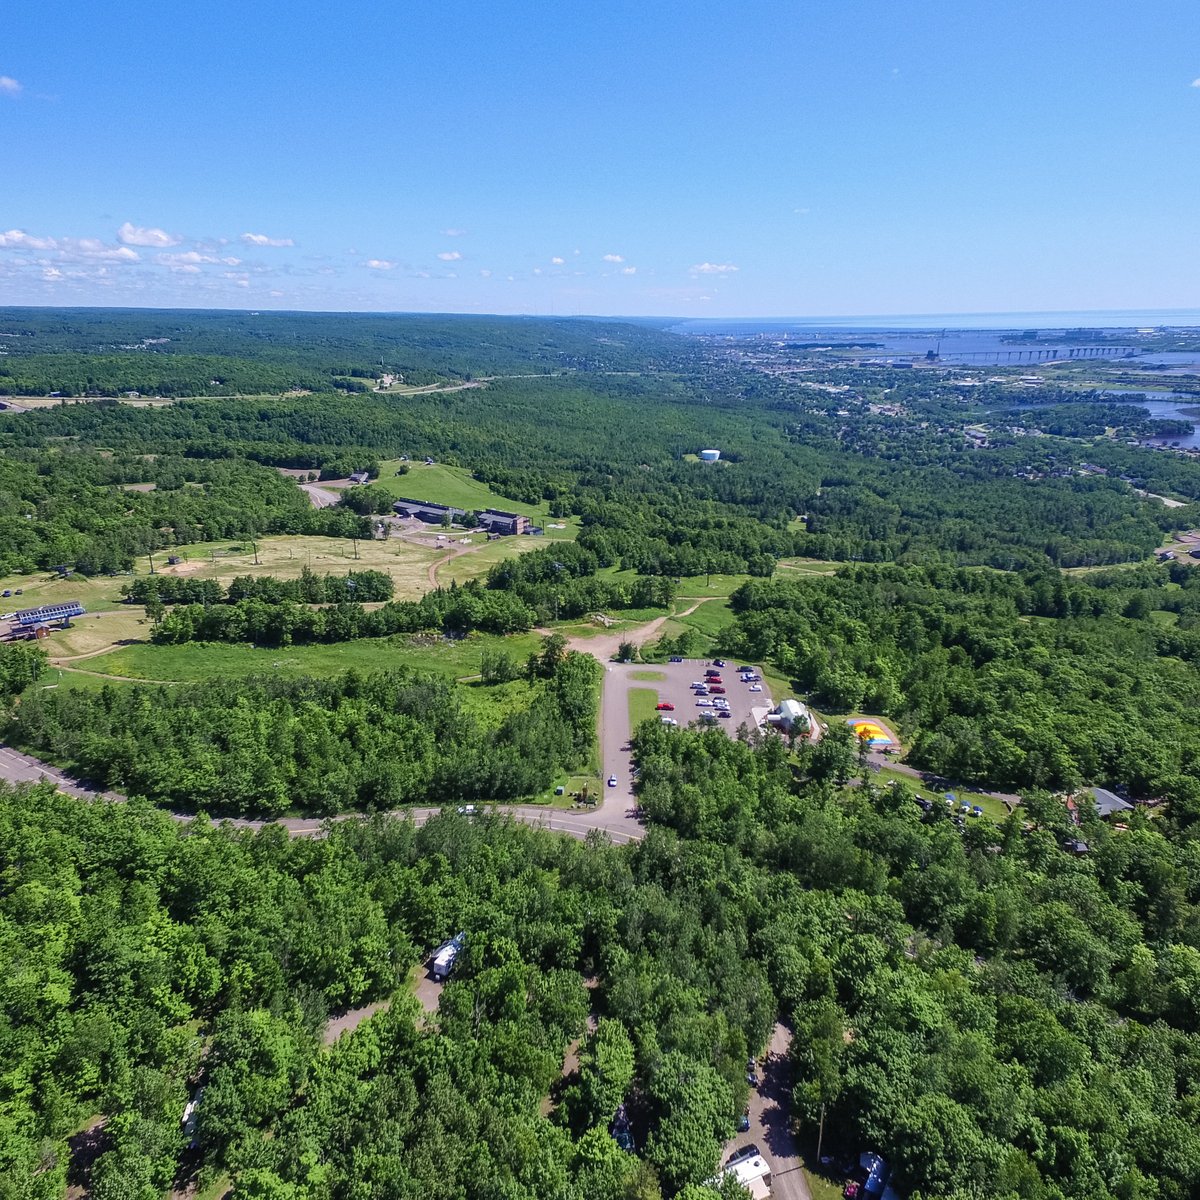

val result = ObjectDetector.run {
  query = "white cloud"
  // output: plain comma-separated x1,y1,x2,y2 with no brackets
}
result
156,250,240,272
690,262,739,275
0,76,21,96
621,266,637,275
794,207,810,215
118,221,180,248
437,250,462,261
241,232,294,247
533,267,543,275
442,228,467,236
72,239,139,262
551,256,565,265
0,228,57,250
602,253,624,263
364,259,396,270
1192,78,1200,88
479,268,492,278
42,267,63,280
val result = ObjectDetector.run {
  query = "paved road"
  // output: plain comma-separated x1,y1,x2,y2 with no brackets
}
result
724,1022,812,1200
0,745,646,843
300,482,343,508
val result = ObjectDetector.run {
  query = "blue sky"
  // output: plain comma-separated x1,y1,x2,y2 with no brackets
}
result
2,0,1199,317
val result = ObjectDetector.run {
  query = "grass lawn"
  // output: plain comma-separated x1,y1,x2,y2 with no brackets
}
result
629,669,667,681
79,631,546,684
673,572,752,599
674,596,734,638
628,686,662,730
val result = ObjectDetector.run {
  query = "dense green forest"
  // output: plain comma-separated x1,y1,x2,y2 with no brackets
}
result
7,644,599,814
720,562,1200,813
6,311,1200,1200
8,712,1200,1200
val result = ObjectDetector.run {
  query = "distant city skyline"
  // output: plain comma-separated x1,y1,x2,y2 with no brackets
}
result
3,0,1199,316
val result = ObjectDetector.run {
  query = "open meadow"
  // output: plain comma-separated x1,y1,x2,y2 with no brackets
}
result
64,629,547,685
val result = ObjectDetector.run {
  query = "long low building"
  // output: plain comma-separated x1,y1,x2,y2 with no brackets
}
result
392,497,466,523
11,600,85,630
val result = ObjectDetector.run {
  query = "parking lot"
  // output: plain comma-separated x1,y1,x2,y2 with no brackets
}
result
600,659,774,803
642,658,772,735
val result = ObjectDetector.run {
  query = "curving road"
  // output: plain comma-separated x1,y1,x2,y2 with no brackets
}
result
0,744,646,843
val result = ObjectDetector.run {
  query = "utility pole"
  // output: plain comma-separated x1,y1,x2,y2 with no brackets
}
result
147,552,156,575
816,1103,826,1164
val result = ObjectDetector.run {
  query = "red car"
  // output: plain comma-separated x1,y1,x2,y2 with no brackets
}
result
709,686,726,694
656,702,675,711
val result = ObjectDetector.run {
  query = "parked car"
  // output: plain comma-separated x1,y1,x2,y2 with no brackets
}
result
607,775,618,787
719,710,733,718
668,655,684,662
737,1109,751,1132
656,702,675,711
456,804,477,815
749,684,763,692
713,659,727,667
696,698,712,706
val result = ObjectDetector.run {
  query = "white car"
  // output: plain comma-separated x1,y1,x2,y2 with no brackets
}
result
697,698,712,706
749,684,763,692
607,775,618,787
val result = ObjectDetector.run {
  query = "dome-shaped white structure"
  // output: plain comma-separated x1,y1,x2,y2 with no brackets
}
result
698,449,721,463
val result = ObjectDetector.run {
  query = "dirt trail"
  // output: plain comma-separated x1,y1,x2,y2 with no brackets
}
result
548,597,715,662
426,544,476,589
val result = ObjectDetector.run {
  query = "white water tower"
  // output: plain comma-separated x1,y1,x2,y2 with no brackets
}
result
699,449,721,463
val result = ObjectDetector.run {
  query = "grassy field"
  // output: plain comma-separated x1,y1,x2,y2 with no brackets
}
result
435,534,577,587
75,631,547,684
629,669,667,681
628,686,662,730
777,557,842,576
44,610,151,659
0,534,447,620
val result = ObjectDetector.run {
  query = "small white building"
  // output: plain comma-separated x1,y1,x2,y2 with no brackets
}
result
698,449,721,463
767,698,810,733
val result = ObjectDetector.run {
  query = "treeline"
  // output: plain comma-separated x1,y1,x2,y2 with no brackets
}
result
151,589,538,645
8,648,600,815
0,308,694,394
123,567,395,606
0,450,370,576
721,563,1200,811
